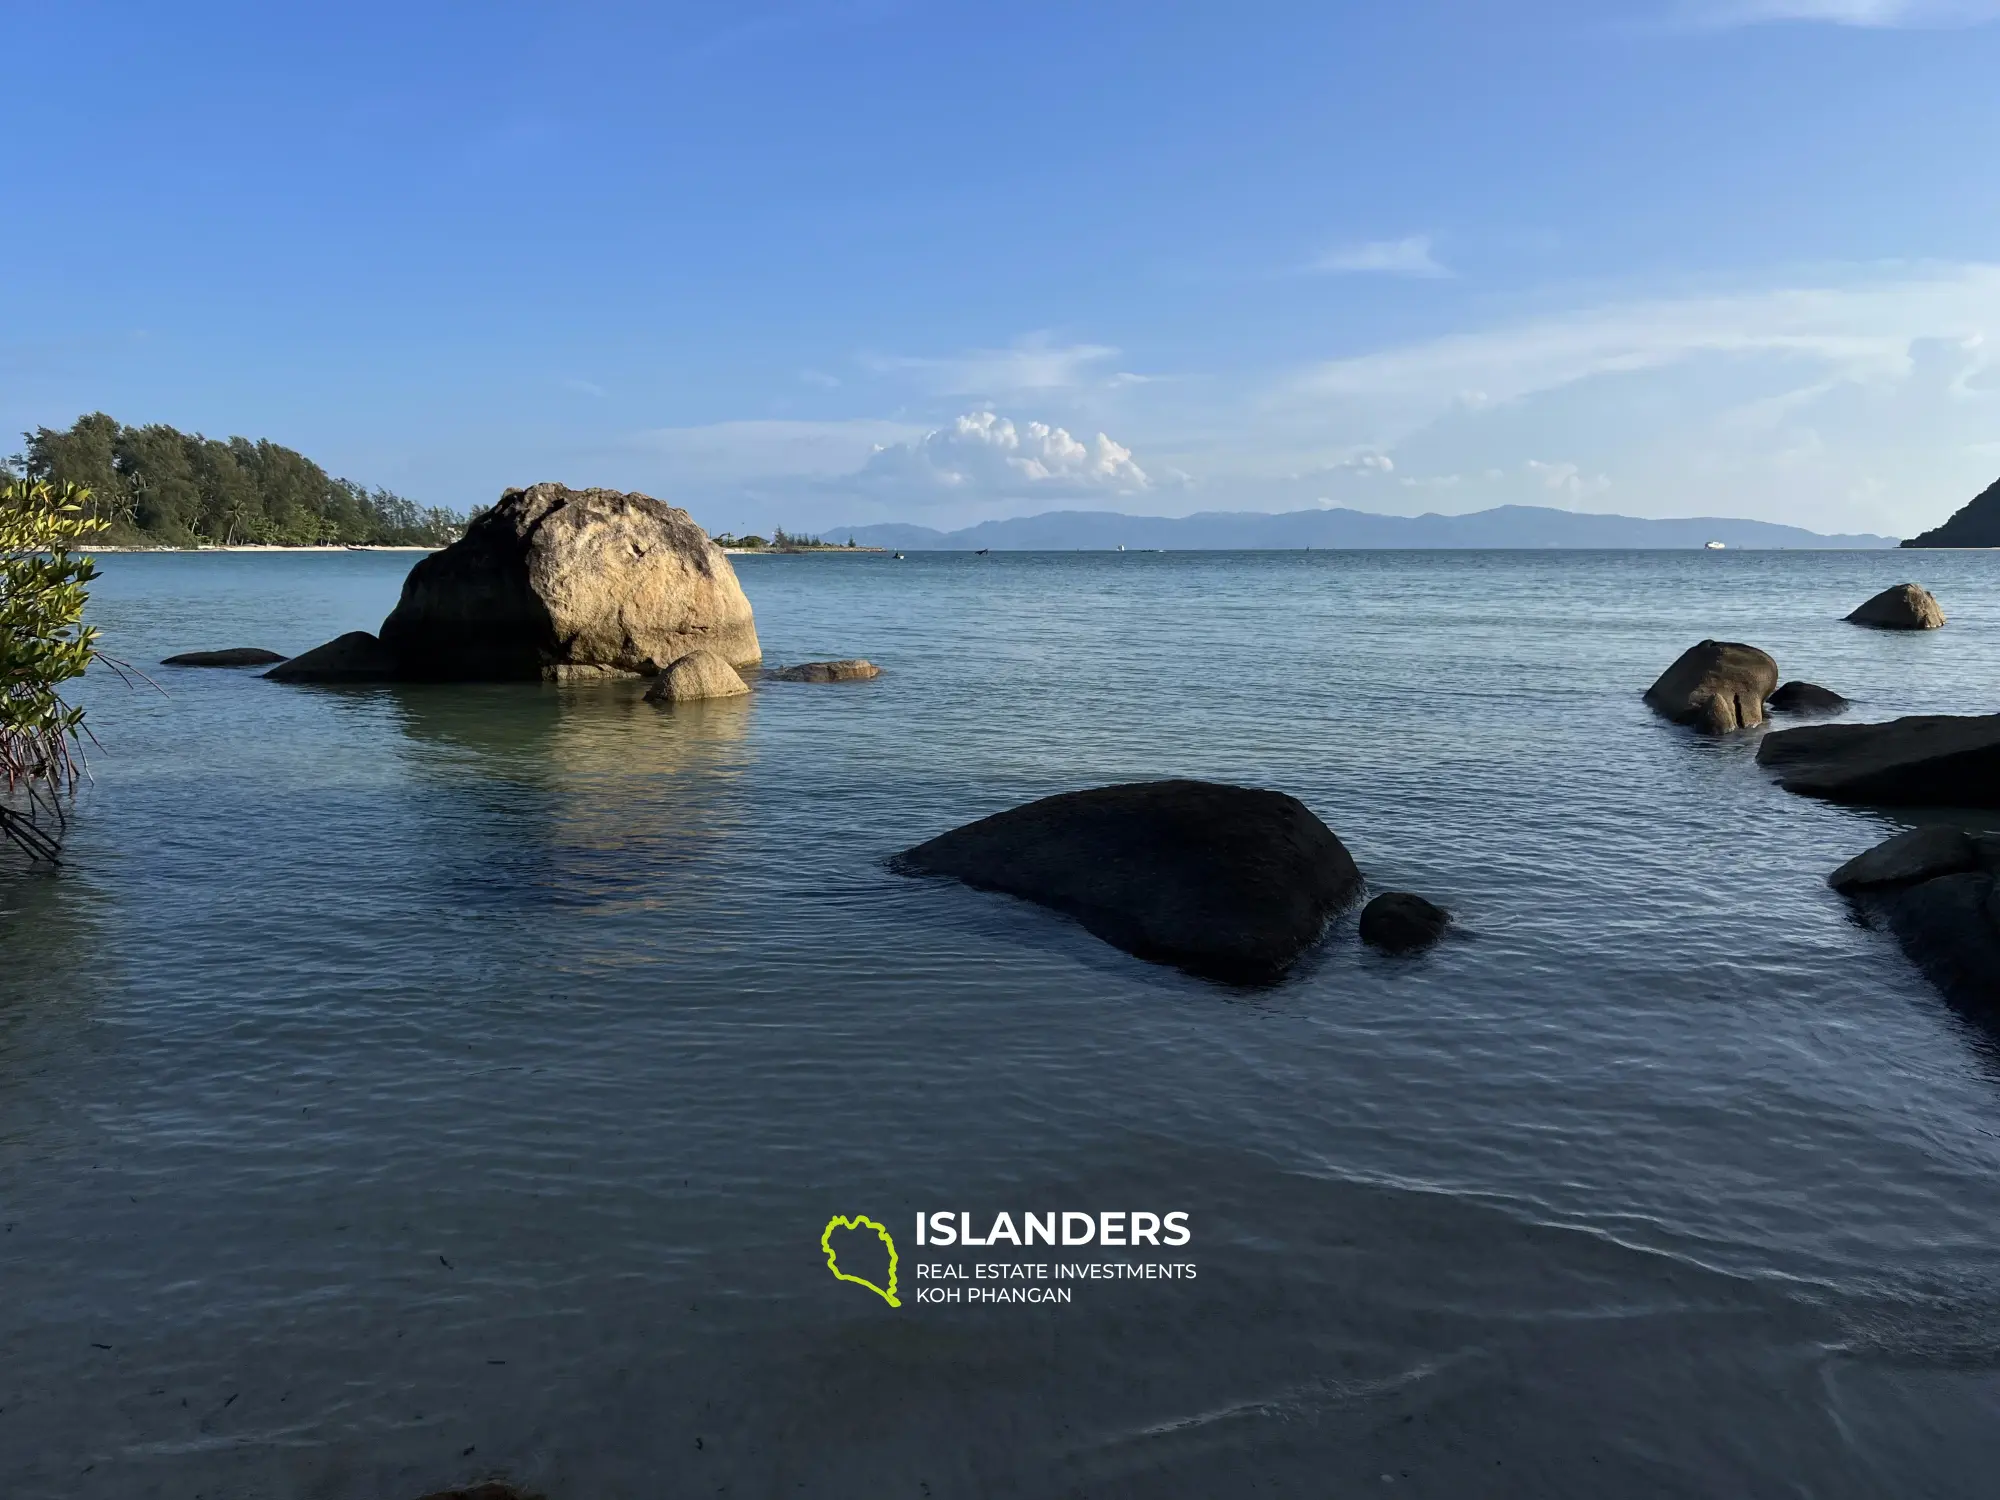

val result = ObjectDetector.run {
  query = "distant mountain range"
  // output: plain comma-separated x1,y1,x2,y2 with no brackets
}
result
837,504,1897,551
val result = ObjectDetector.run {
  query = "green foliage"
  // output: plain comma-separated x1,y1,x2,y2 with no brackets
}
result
14,413,463,547
1,479,107,861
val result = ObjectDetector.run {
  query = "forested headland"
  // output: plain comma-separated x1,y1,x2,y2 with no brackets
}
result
3,413,462,547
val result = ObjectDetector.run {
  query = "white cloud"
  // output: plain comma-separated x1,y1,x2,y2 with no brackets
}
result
1312,236,1450,278
1686,0,2000,24
851,411,1150,501
1293,264,2000,421
1525,459,1612,503
1333,451,1395,474
862,334,1122,394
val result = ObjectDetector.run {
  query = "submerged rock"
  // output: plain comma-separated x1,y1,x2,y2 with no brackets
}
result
1359,891,1450,953
161,647,288,668
1846,583,1945,630
1828,825,1984,892
1831,828,2000,1011
263,631,397,682
1643,640,1779,733
769,659,881,682
643,649,751,703
1757,713,2000,806
379,482,760,680
891,779,1362,984
413,1485,545,1500
1767,681,1848,715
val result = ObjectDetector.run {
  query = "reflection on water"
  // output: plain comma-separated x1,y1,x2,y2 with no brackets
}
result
5,548,2000,1498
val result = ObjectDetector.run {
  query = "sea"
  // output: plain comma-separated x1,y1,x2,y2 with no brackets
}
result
3,547,1998,1499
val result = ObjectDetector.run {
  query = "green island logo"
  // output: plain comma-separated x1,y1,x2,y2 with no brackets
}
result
820,1214,901,1307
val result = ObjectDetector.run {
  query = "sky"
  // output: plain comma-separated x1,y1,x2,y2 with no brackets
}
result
5,0,2000,538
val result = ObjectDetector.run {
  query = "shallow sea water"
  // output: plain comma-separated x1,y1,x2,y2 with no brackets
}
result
3,548,2000,1498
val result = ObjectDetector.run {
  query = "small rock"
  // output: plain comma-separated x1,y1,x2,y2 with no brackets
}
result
1846,583,1945,630
1828,825,1982,892
891,780,1362,984
263,632,398,682
161,647,288,668
1643,640,1779,733
644,649,751,703
1359,892,1450,953
769,659,881,683
1767,681,1848,715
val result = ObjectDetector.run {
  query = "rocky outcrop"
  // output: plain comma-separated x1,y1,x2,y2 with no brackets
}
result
769,659,880,682
161,647,287,668
1902,476,2000,548
1643,640,1779,732
1758,713,2000,806
890,780,1362,984
1767,681,1848,715
643,649,751,703
1828,824,1983,892
1359,891,1450,953
1829,827,2000,1010
379,483,760,680
1846,583,1945,630
263,631,398,682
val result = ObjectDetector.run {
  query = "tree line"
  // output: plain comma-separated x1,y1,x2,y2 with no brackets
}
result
2,413,463,547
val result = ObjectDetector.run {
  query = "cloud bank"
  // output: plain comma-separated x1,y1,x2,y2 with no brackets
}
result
851,412,1149,501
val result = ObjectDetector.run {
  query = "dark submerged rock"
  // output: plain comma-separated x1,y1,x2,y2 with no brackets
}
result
1828,824,1982,892
1767,680,1848,715
161,647,288,668
891,779,1362,984
1643,640,1779,733
769,659,881,682
378,482,760,680
263,631,398,683
1757,713,2000,806
1359,891,1450,953
413,1485,545,1500
1846,583,1945,630
1832,827,2000,1011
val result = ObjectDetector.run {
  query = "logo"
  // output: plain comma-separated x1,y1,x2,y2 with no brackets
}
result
820,1214,901,1307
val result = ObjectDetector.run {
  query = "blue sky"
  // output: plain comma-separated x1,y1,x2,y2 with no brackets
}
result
6,0,1999,537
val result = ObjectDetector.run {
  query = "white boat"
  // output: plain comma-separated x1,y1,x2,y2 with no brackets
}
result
1704,540,1726,550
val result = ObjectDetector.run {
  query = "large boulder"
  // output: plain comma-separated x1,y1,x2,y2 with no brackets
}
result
1846,583,1945,630
1830,828,2000,1010
769,659,880,682
1767,681,1848,715
890,780,1362,984
263,631,397,682
1758,714,2000,806
161,647,287,668
1643,640,1778,732
378,483,760,680
643,649,750,703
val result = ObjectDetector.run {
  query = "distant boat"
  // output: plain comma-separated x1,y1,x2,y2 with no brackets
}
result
975,548,990,555
1704,540,1726,550
1117,544,1126,552
893,552,905,560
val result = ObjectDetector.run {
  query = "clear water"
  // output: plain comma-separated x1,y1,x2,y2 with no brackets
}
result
4,549,1999,1499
